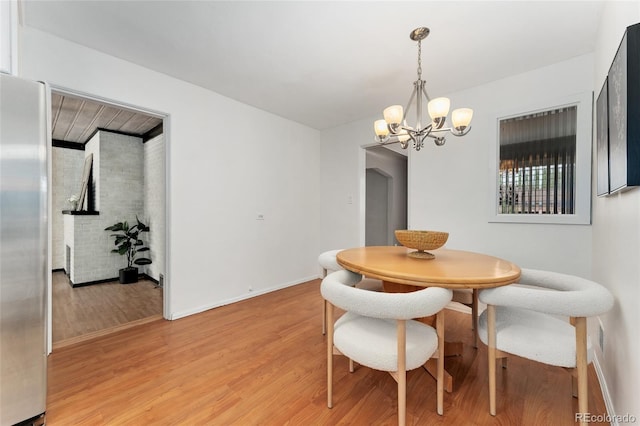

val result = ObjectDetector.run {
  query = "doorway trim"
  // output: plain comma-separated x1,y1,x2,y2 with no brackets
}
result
360,142,410,246
46,84,171,353
365,167,392,246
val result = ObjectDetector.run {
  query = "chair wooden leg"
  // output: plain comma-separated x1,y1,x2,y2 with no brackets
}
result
397,320,407,426
575,316,588,426
327,303,334,408
436,310,445,415
488,304,497,416
472,289,479,348
322,299,326,335
349,359,354,373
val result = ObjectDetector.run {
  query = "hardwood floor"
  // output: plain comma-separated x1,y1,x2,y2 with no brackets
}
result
52,271,163,346
47,279,608,425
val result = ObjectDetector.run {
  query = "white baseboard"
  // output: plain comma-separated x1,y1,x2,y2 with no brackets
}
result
592,353,617,425
169,275,318,320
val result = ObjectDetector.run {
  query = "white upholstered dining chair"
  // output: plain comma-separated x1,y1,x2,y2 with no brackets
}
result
318,249,383,334
321,269,453,425
476,268,614,422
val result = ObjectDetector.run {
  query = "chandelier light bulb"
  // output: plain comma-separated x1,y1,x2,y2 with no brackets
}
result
427,97,450,121
383,105,404,126
452,108,473,130
397,129,410,142
374,119,390,137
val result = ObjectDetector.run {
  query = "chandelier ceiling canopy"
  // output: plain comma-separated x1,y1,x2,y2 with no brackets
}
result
374,27,473,151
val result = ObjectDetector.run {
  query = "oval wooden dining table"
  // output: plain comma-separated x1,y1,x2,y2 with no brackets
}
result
336,245,521,392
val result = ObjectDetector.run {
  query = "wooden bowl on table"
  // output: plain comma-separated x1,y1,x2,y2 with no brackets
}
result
394,230,449,260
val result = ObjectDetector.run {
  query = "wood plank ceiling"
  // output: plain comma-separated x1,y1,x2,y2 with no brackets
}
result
51,92,162,146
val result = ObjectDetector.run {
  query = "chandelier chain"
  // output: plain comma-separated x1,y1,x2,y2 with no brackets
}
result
417,40,422,80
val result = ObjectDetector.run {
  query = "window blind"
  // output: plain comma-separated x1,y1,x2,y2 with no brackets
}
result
498,107,577,215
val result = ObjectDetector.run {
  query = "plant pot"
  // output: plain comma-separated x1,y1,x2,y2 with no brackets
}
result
119,267,139,284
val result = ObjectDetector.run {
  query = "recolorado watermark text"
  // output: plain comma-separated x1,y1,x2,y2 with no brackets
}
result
576,413,637,423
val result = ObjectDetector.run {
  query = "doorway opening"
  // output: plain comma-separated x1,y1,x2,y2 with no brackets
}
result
49,87,169,349
365,146,407,246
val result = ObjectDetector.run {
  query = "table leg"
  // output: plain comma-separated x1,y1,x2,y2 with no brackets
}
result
424,359,453,393
383,281,461,392
472,289,479,348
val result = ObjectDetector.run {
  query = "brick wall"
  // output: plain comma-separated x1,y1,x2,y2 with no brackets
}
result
52,147,84,270
143,134,165,281
64,130,146,284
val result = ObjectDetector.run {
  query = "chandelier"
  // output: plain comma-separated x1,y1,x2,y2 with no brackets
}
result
374,27,473,151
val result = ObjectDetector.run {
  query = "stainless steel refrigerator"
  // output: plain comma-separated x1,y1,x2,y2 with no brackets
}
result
0,73,48,425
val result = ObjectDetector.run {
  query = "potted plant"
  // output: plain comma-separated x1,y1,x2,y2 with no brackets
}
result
104,216,152,284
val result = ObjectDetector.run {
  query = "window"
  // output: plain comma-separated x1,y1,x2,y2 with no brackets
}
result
489,92,592,224
499,106,577,215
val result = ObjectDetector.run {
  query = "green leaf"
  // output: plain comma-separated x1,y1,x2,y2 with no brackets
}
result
134,258,152,265
137,247,150,252
104,222,125,231
136,216,150,232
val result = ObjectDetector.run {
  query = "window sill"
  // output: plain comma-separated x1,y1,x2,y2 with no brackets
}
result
488,213,590,225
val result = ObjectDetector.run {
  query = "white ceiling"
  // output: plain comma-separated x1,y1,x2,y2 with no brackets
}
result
21,1,604,131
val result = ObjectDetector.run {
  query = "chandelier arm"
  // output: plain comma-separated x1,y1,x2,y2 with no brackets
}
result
430,125,471,134
412,122,433,137
450,126,472,137
401,85,419,129
421,132,446,145
421,85,432,103
414,133,427,151
376,138,410,150
409,133,421,151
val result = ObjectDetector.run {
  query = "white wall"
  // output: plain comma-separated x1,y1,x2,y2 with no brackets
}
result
20,27,322,318
319,117,373,250
592,2,640,421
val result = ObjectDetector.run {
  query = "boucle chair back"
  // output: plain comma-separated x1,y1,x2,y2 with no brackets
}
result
318,249,343,275
479,268,614,317
321,270,453,320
